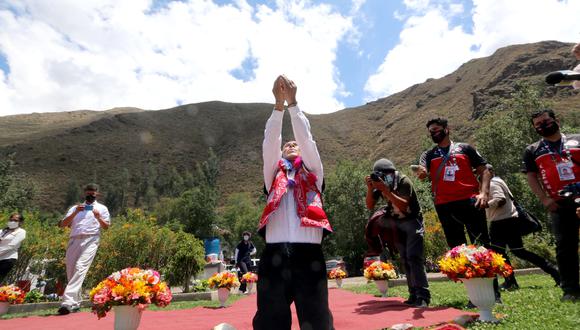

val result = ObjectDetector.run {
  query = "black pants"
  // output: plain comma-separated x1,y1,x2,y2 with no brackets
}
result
238,259,250,292
435,199,500,297
0,258,16,284
490,218,559,283
551,201,580,295
435,198,491,247
388,217,430,301
253,243,334,330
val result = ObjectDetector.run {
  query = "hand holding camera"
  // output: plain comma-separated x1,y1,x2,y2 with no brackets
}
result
369,171,390,193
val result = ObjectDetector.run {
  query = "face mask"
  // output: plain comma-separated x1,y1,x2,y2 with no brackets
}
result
7,221,19,229
243,235,250,241
430,130,447,143
535,121,559,137
85,194,96,203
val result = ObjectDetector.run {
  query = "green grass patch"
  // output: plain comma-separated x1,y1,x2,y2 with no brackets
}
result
349,274,580,329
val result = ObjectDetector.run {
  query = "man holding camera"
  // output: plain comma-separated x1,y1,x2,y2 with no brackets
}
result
253,75,333,330
523,109,580,302
57,183,110,315
366,159,430,307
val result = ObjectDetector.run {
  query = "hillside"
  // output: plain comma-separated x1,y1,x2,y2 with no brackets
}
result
0,41,578,210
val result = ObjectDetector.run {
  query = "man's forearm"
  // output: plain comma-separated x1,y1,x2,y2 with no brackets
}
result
59,214,75,227
288,106,324,186
382,190,410,213
527,172,548,202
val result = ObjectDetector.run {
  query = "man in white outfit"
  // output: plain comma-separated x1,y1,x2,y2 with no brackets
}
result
253,75,334,330
58,183,110,315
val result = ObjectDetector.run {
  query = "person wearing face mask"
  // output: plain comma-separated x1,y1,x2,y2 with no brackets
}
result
0,213,26,284
234,231,257,293
572,43,580,90
253,75,333,330
523,108,580,302
57,183,110,315
415,117,501,303
365,159,430,307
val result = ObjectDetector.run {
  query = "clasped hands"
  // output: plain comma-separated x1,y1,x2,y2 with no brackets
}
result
272,75,297,111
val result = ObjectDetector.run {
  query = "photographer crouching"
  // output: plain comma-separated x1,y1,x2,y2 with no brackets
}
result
365,159,430,307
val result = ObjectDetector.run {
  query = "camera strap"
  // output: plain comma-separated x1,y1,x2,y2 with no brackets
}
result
432,142,455,197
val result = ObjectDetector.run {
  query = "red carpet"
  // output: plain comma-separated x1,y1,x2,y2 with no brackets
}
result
3,289,473,329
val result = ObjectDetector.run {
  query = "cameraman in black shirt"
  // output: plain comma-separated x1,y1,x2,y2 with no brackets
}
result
365,158,430,307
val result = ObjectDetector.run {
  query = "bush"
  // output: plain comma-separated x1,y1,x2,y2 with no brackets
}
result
163,231,206,293
2,211,68,285
422,210,448,271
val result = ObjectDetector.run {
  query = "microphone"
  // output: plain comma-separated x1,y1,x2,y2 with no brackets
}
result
545,70,580,85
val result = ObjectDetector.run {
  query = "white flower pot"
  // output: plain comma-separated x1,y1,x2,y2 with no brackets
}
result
0,301,9,316
218,288,230,307
113,305,143,330
246,282,254,294
336,278,343,288
375,280,388,297
461,277,497,322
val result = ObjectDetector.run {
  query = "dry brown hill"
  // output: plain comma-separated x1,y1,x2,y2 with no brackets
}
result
0,40,578,210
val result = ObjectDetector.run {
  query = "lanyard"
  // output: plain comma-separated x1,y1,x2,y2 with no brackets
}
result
542,135,572,163
437,142,456,166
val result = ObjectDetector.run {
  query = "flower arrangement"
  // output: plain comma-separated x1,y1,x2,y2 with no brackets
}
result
89,267,172,319
0,284,26,304
208,272,240,290
438,244,513,282
363,261,397,281
241,272,258,283
328,268,347,280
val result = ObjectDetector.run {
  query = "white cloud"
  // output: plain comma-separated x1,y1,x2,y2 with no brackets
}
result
365,0,580,100
0,0,356,115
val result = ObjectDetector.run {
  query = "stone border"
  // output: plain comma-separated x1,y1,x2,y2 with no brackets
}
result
6,291,213,315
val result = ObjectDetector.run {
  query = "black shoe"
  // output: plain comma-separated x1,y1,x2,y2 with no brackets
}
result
413,298,429,308
500,282,519,291
403,296,417,305
561,292,580,302
57,306,71,315
495,297,503,304
466,301,476,309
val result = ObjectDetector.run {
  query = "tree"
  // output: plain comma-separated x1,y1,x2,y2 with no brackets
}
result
0,156,36,212
163,231,206,293
218,192,263,260
323,160,371,275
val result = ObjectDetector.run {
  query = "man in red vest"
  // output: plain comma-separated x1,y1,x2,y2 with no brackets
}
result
523,108,580,302
415,117,501,303
252,75,334,330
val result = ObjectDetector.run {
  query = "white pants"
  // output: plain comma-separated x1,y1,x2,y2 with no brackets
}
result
62,235,100,308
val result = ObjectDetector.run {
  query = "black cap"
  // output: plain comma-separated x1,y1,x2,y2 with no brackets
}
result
84,183,99,191
373,158,396,172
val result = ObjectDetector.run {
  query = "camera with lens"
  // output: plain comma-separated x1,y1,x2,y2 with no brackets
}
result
370,171,386,182
559,182,580,197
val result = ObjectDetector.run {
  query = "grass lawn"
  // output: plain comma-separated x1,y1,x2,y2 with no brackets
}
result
349,274,580,329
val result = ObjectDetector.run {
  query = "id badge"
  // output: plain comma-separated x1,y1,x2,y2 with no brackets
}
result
443,166,456,181
556,162,575,181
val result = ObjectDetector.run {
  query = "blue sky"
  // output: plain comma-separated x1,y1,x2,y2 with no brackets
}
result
0,0,578,115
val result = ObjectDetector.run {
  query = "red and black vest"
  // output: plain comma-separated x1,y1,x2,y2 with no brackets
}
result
523,134,580,200
424,143,486,205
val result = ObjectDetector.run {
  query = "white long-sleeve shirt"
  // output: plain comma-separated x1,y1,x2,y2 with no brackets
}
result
263,106,324,244
573,64,580,90
63,201,111,237
0,227,26,260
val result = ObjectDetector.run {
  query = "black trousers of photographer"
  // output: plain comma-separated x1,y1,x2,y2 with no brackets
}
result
253,243,334,330
387,217,430,301
551,201,580,295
